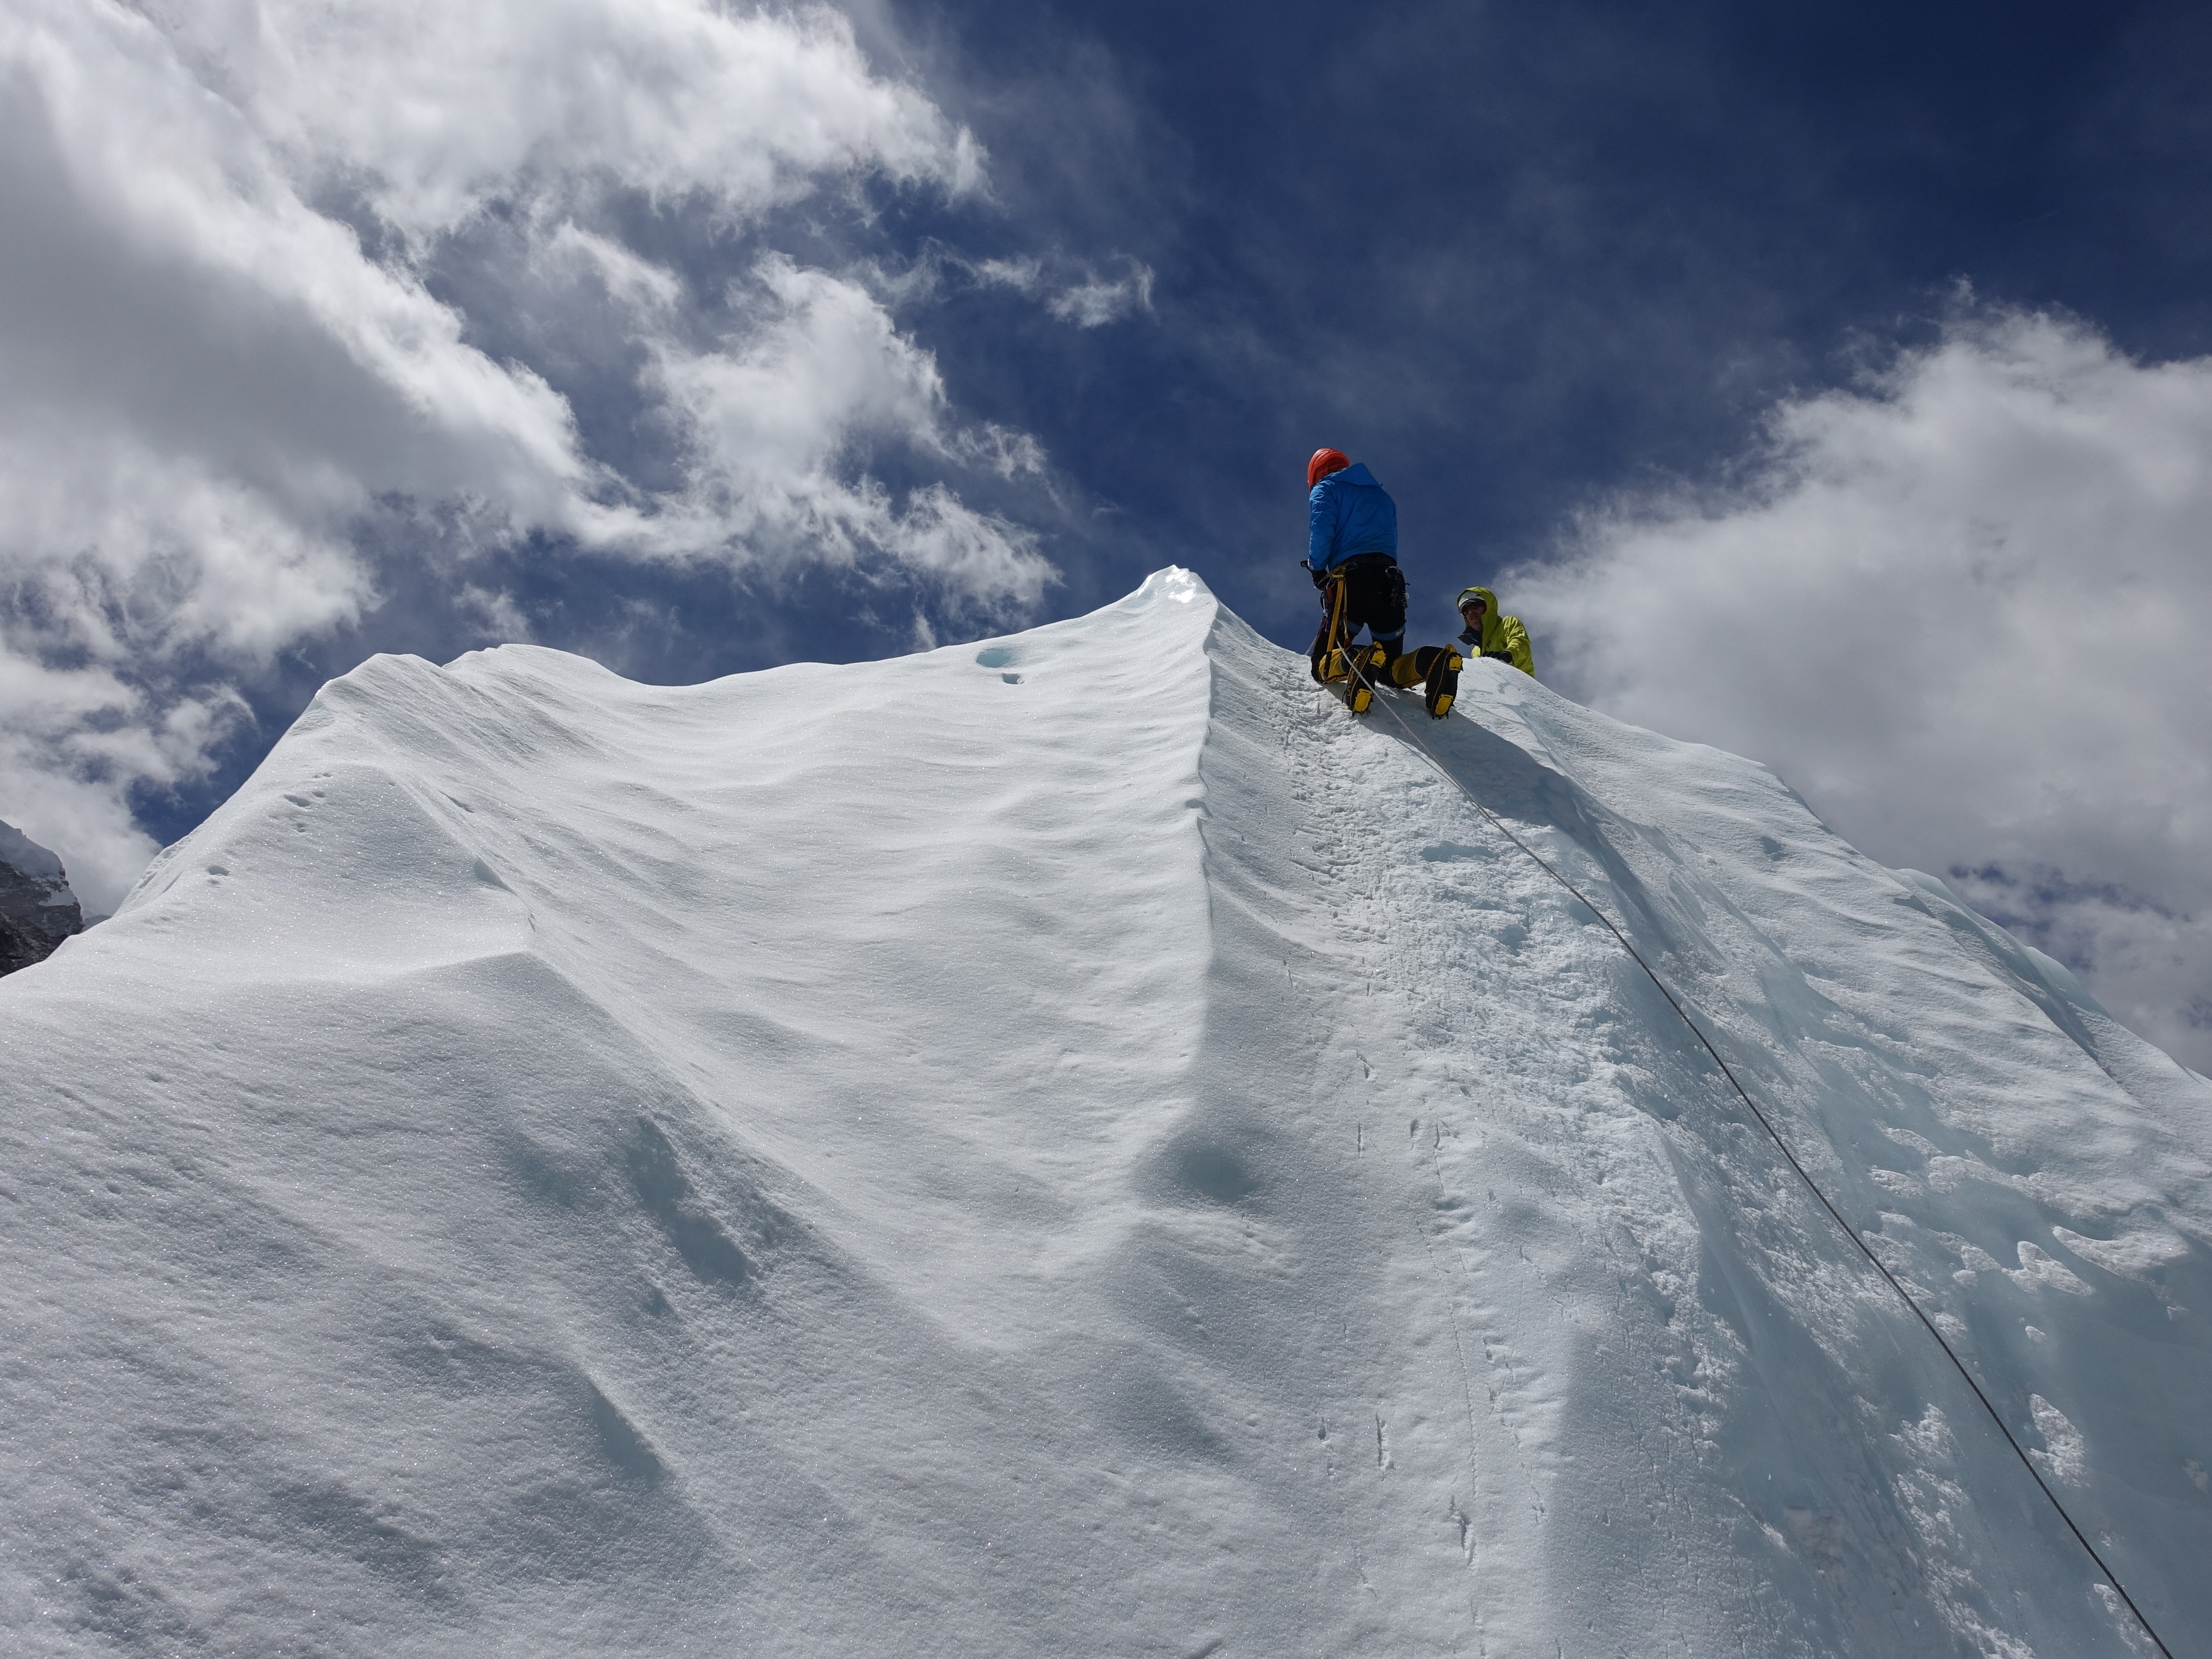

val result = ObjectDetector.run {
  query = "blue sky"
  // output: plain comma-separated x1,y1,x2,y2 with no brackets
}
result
895,0,2212,618
5,0,2210,1063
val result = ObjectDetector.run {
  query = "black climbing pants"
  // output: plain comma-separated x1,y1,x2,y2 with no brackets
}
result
1308,553,1405,678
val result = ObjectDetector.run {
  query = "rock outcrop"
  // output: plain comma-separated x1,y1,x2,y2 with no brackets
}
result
0,820,85,975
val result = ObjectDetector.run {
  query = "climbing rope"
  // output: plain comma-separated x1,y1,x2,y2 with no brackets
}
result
1355,675,2175,1659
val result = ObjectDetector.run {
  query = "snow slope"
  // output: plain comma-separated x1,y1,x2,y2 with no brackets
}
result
4,568,2209,1657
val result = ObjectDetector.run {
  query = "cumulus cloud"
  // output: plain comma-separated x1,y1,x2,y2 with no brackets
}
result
644,256,1051,602
0,0,1059,907
198,0,983,239
1511,310,2212,1070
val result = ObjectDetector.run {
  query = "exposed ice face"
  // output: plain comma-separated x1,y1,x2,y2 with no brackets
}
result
3,571,2207,1657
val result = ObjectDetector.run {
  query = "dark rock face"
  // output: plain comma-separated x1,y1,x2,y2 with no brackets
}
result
0,820,85,975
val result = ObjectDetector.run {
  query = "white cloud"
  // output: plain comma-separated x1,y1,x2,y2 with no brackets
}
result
455,584,536,647
0,0,1057,907
966,251,1156,327
1510,310,2212,1069
137,0,982,241
644,256,1051,608
1045,259,1155,328
972,256,1046,291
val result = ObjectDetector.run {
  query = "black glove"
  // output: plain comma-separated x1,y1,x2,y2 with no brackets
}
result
1302,559,1326,588
1482,649,1514,662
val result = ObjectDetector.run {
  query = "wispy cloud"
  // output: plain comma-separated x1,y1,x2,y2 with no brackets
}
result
1045,259,1156,328
863,247,1157,329
1511,308,2212,1068
972,252,1155,327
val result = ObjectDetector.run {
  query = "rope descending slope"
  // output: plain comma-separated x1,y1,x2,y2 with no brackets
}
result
1356,677,2174,1659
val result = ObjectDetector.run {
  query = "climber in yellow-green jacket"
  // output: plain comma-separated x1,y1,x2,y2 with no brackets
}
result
1456,587,1535,677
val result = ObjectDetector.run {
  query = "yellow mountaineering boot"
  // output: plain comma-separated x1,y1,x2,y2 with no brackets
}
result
1346,643,1390,714
1391,645,1461,719
1424,647,1462,719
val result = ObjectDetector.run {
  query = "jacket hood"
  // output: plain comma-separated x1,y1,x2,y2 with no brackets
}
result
1458,586,1503,649
1327,462,1381,490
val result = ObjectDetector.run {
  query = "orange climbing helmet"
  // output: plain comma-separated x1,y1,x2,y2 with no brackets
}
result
1307,447,1351,488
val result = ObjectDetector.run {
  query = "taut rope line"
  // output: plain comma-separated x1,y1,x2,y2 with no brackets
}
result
1354,674,2174,1659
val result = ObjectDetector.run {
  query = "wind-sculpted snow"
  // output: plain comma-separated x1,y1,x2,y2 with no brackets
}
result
3,568,2207,1655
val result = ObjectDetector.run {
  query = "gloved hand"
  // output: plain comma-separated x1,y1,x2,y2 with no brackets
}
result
1482,649,1515,662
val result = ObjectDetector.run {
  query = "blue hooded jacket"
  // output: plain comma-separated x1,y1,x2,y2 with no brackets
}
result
1307,462,1398,573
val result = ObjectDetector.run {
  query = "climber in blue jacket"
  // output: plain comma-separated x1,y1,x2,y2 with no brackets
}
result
1303,448,1459,718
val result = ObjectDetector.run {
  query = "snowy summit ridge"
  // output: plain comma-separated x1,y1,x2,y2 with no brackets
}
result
4,568,2209,1656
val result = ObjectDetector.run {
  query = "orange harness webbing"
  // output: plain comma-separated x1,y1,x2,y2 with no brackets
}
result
1319,570,1349,679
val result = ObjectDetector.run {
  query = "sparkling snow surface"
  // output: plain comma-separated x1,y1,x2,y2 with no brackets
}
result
5,568,2210,1656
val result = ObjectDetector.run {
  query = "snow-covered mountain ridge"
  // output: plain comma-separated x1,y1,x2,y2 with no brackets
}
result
4,568,2208,1656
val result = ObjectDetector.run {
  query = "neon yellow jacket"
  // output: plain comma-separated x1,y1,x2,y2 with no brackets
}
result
1456,587,1535,677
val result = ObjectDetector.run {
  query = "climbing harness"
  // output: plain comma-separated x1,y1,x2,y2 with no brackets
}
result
1355,679,2175,1659
1312,571,1460,717
1311,570,1390,714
